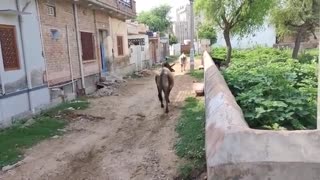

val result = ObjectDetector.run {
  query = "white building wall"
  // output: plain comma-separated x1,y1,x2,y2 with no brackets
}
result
214,23,276,49
0,0,50,127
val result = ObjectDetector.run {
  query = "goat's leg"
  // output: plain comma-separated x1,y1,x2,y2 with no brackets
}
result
164,90,169,113
159,91,164,108
157,87,164,108
156,76,164,108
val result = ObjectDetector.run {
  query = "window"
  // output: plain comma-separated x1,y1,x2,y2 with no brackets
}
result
117,36,124,56
80,32,95,61
0,25,20,71
119,0,132,7
47,5,56,16
46,0,56,17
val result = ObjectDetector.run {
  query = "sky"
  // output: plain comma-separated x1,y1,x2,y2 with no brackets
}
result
135,0,189,21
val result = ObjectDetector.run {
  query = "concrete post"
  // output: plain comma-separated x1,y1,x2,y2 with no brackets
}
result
189,0,195,71
317,45,320,129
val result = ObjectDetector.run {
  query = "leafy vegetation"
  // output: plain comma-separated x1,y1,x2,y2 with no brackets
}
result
189,70,204,81
271,0,320,59
218,47,317,130
136,5,171,33
195,0,275,64
197,22,217,45
0,99,89,168
175,97,206,179
169,34,178,45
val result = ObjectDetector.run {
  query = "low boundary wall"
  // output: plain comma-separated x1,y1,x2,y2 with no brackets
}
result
203,51,320,180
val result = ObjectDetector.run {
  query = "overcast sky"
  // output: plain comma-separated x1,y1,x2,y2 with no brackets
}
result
135,0,189,21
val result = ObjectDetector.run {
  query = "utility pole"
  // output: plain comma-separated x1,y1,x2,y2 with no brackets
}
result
189,0,195,71
317,45,320,129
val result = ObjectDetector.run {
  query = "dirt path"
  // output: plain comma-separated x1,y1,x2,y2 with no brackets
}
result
0,63,197,180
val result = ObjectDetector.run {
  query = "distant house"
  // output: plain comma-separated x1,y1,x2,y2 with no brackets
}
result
127,20,151,70
273,28,319,50
214,22,277,49
0,0,50,127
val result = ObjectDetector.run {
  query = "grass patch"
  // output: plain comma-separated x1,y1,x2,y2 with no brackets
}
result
0,99,89,168
189,70,204,81
175,97,206,179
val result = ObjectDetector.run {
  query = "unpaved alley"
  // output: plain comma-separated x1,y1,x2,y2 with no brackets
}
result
0,66,196,180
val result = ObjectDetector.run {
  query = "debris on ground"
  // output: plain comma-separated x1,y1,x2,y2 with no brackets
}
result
2,161,24,172
89,76,126,98
133,69,153,78
20,118,36,128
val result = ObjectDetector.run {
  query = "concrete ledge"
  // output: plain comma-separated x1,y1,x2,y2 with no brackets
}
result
203,51,320,180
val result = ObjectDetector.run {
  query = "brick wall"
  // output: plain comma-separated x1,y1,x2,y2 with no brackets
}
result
38,0,80,85
38,0,111,85
77,5,100,77
39,0,135,86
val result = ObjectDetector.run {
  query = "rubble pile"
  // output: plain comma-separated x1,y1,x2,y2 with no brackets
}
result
89,75,127,98
134,69,152,77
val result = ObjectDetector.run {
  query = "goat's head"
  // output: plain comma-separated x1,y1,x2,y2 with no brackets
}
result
163,62,175,72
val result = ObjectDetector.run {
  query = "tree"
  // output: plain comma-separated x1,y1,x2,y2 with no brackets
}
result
271,0,320,59
169,34,178,45
197,22,217,45
137,5,172,33
195,0,274,64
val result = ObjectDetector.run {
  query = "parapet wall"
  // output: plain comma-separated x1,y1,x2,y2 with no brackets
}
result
203,51,320,180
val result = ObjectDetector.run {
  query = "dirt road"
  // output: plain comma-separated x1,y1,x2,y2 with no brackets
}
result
0,65,196,180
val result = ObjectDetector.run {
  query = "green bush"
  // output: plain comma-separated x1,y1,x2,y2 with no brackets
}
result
219,47,317,130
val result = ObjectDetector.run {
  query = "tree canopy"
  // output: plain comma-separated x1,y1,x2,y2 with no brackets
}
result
136,5,172,33
195,0,274,64
271,0,320,58
197,22,217,45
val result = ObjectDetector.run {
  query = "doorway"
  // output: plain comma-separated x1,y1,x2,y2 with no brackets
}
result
99,30,108,74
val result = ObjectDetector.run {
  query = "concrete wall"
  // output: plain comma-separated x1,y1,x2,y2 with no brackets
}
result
0,0,50,126
108,17,133,75
170,43,181,56
203,51,320,180
214,22,276,49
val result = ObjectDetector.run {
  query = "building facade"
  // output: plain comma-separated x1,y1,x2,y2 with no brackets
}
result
37,0,136,101
0,0,136,127
173,4,203,44
0,0,50,127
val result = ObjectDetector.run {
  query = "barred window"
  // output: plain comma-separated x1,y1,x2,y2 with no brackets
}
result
0,25,20,71
46,0,56,17
80,32,95,61
117,36,124,56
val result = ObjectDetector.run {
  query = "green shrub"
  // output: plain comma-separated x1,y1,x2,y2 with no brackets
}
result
220,48,317,130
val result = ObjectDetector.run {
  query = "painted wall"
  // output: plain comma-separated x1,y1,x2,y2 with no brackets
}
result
0,0,47,91
214,22,276,49
109,17,129,57
0,0,28,93
0,0,50,126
